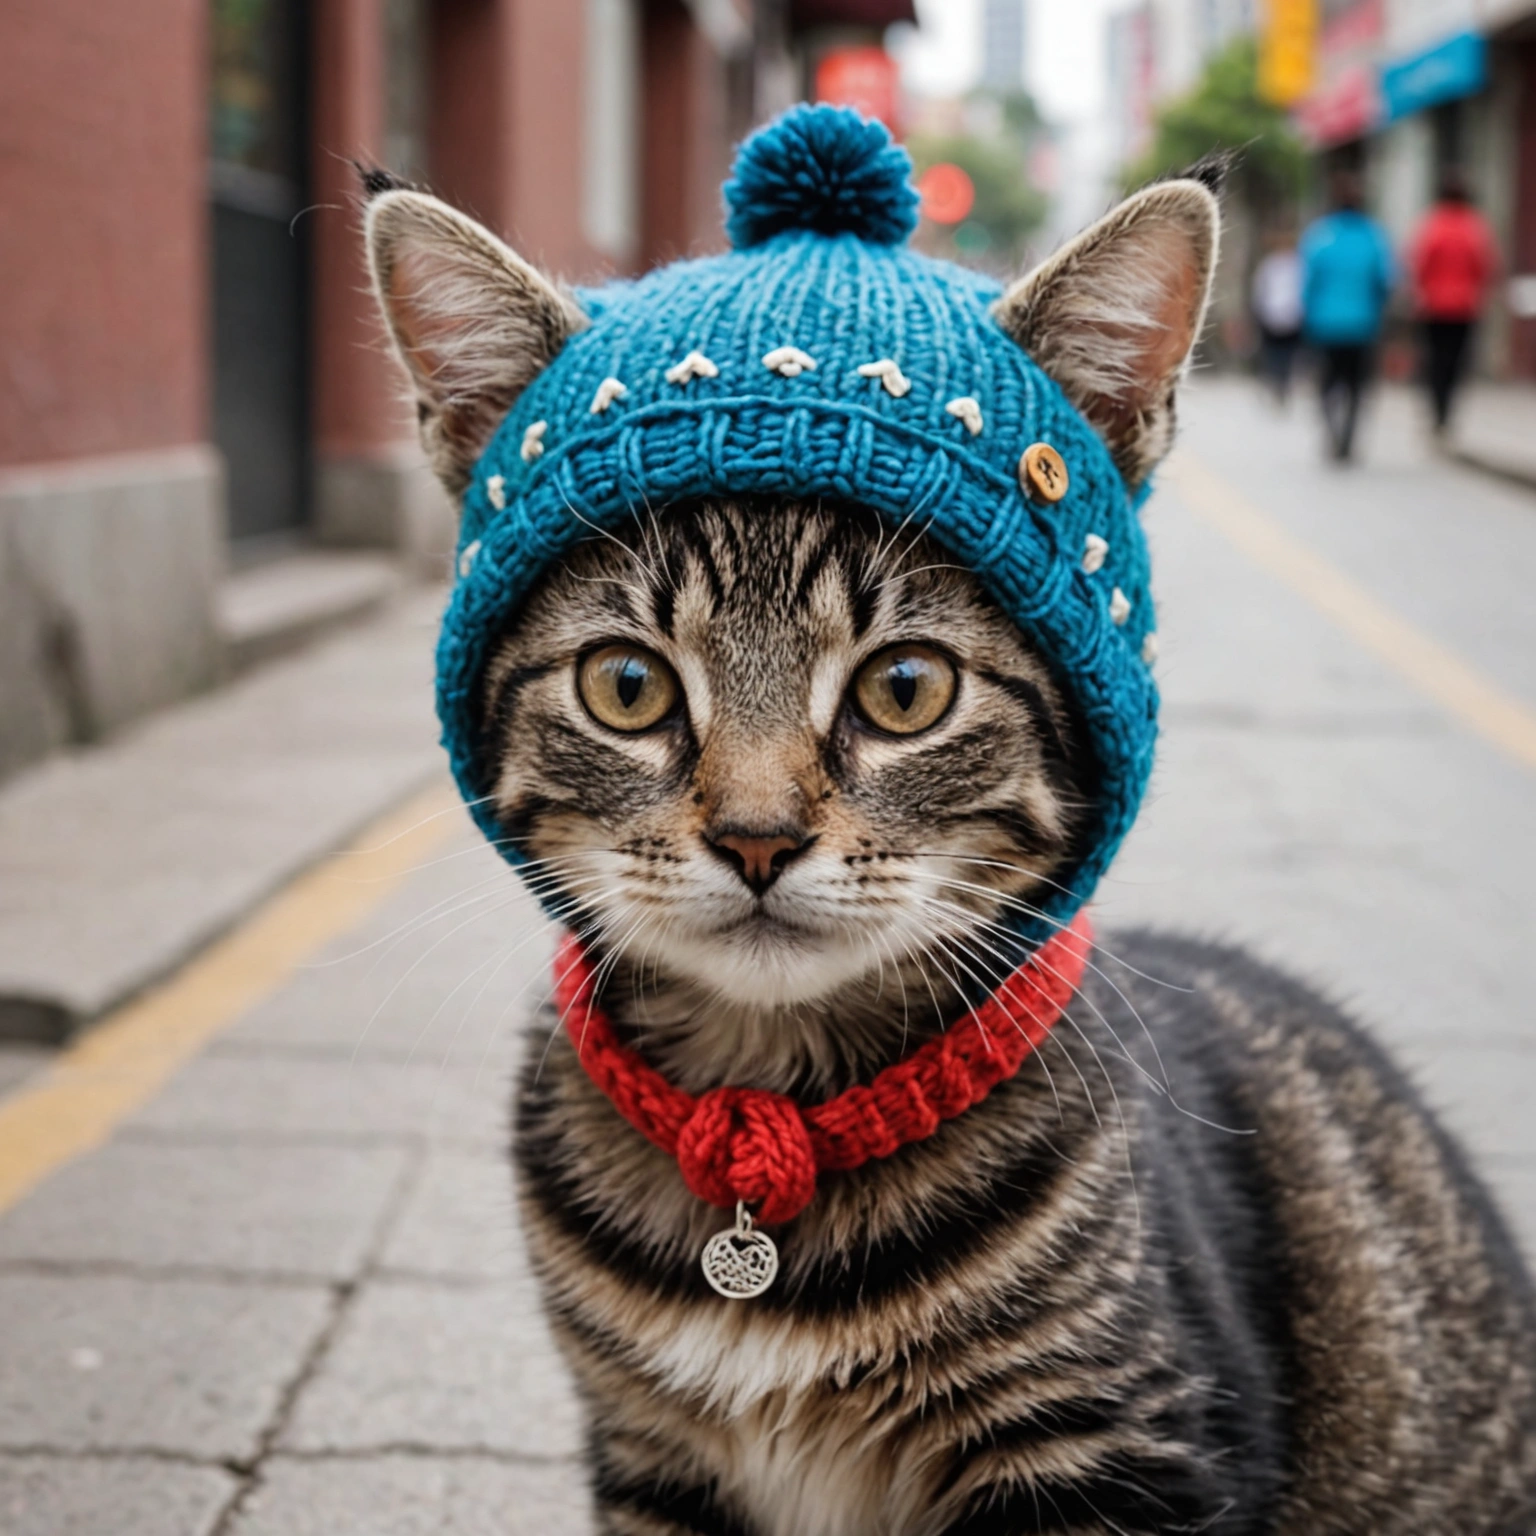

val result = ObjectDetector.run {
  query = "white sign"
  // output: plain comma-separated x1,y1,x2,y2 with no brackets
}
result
1385,0,1476,53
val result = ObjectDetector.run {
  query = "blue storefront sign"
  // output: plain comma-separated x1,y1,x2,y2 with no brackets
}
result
1380,29,1487,121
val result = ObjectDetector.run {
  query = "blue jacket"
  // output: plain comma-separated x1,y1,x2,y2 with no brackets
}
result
1300,210,1396,345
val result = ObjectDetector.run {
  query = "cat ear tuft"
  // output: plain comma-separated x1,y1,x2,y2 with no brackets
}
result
994,178,1219,487
355,162,414,200
1179,151,1232,198
365,189,587,497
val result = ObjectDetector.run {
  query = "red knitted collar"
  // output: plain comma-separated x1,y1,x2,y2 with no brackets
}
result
552,911,1093,1225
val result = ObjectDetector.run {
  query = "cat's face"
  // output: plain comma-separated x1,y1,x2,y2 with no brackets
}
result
480,499,1091,1009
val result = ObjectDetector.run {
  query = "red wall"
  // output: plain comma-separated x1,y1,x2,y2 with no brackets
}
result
1510,44,1536,380
429,0,505,228
0,0,207,466
0,0,731,478
312,0,413,459
429,0,607,280
643,0,731,267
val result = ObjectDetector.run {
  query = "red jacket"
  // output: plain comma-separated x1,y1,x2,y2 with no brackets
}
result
1410,203,1497,321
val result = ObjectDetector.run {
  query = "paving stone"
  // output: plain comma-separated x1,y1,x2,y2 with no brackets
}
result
230,1454,591,1536
378,1149,527,1281
0,1045,48,1098
125,1054,514,1148
220,827,552,1065
281,1277,580,1458
0,1453,237,1536
0,1272,331,1459
0,1141,410,1279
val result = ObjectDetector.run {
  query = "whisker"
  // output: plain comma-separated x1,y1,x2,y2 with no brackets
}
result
925,925,1069,1126
333,792,495,860
347,892,528,1067
912,854,1201,994
907,875,1242,1131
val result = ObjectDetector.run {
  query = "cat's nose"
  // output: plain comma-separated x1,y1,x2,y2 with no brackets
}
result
705,829,813,895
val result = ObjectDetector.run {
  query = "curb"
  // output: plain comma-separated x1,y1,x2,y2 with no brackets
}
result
1451,447,1536,497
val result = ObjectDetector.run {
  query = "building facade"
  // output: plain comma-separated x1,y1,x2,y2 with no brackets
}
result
1296,0,1536,377
2,0,932,781
981,0,1028,93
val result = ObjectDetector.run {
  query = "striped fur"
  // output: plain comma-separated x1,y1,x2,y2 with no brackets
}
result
480,502,1536,1534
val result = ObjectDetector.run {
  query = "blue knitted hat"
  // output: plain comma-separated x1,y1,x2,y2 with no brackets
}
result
433,106,1168,948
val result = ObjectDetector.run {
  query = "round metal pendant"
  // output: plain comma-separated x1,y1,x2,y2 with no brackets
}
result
701,1203,779,1299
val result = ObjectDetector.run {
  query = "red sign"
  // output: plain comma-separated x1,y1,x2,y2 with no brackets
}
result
1320,0,1382,57
1297,0,1384,145
1297,62,1381,143
916,163,975,225
814,47,900,132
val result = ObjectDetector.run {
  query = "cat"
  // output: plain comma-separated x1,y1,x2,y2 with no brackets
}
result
363,141,1536,1533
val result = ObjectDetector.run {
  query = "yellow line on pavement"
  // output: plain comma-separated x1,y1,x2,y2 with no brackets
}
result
0,781,462,1216
1167,453,1536,774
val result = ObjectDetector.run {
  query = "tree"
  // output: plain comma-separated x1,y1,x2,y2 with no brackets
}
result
908,91,1049,270
1122,37,1306,215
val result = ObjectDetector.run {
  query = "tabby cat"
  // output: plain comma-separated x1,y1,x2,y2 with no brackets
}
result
365,160,1536,1534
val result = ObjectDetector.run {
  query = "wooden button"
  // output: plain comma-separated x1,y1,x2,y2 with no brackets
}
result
1019,442,1069,503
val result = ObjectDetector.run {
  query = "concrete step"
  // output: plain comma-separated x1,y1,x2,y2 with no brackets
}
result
0,587,448,1043
218,550,405,674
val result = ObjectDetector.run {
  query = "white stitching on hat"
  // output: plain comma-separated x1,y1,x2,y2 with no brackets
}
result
520,421,547,462
1109,587,1132,625
486,475,506,510
665,351,720,385
763,346,817,377
857,359,911,397
458,539,481,578
590,377,628,413
1141,632,1158,664
1082,533,1109,573
945,397,983,434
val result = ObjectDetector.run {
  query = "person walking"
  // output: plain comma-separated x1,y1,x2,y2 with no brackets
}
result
1251,232,1304,403
1300,171,1396,462
1408,170,1497,437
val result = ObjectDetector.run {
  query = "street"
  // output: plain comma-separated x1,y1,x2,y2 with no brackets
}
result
0,376,1534,1534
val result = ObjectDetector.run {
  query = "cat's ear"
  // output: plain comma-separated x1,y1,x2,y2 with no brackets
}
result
993,176,1220,487
363,177,587,496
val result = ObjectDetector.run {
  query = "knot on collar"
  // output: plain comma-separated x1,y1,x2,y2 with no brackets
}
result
677,1088,817,1224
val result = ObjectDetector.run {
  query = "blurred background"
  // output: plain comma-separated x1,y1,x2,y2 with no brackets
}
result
3,3,1536,1533
5,0,1536,781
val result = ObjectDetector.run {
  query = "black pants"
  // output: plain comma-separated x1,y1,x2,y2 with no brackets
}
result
1318,344,1371,461
1257,325,1302,401
1422,319,1474,430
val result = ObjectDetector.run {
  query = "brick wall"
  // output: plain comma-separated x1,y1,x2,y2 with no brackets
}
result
0,0,207,465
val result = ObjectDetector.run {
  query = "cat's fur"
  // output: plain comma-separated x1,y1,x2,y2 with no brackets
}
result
365,172,1536,1533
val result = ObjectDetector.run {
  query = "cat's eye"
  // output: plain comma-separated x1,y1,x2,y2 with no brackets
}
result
851,645,956,736
578,645,680,733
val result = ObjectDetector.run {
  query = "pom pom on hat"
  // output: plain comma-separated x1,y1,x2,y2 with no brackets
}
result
724,104,921,250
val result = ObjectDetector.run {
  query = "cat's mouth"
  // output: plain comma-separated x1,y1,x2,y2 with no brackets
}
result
708,907,816,942
649,892,883,1008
